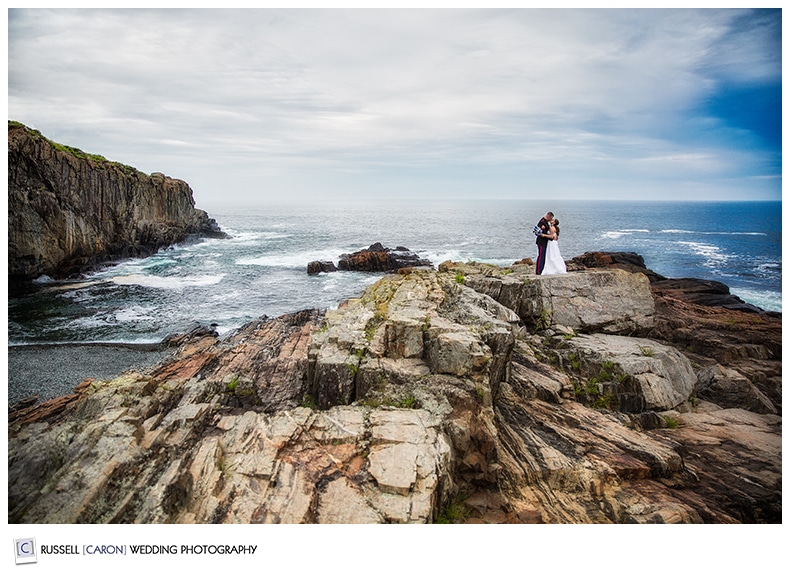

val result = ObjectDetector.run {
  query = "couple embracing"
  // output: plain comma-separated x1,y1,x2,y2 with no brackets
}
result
533,211,566,275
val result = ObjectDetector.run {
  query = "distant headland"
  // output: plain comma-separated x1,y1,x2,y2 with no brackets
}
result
7,121,225,291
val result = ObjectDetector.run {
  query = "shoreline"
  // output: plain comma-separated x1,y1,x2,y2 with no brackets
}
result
7,342,173,407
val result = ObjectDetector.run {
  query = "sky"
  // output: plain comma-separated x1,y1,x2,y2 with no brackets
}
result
6,7,783,207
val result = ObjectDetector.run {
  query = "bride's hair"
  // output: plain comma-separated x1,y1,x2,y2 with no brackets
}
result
553,220,560,237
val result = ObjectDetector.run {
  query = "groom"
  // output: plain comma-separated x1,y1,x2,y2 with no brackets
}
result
533,211,554,275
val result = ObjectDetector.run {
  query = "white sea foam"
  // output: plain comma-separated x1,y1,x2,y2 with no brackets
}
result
66,314,116,330
210,229,291,245
319,275,341,292
138,257,179,269
38,279,109,293
32,274,55,284
422,249,464,264
601,229,649,239
677,241,731,268
730,287,782,312
86,257,163,280
755,261,782,274
113,305,154,323
236,248,348,268
111,274,225,289
660,229,766,236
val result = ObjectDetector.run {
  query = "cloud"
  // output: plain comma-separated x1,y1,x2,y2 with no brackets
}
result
7,8,782,202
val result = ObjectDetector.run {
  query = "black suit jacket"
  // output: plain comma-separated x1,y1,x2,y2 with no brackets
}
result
535,218,550,247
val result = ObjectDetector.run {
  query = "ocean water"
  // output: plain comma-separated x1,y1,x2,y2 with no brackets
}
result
7,200,782,346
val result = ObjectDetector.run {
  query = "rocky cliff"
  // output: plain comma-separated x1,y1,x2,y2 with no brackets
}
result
8,257,781,524
7,121,225,287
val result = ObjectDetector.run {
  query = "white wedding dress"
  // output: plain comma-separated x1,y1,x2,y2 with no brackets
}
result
542,238,567,275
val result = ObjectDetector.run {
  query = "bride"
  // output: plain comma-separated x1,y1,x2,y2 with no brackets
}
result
541,218,567,275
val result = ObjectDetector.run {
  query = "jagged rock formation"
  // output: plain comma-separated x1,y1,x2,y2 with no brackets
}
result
7,121,225,287
307,242,432,274
8,261,781,524
306,260,338,274
651,277,775,315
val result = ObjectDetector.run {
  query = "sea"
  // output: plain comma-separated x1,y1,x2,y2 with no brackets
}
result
7,200,782,347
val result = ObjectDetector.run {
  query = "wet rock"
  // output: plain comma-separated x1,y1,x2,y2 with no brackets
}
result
337,243,433,272
307,260,338,274
162,324,220,347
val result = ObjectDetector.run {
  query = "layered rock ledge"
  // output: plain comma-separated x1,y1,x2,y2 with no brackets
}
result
8,259,781,524
8,121,226,288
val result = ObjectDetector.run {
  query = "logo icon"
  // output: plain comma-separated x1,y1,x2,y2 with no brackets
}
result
14,538,37,565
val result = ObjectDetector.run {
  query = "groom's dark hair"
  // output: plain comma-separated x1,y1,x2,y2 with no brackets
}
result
546,211,554,218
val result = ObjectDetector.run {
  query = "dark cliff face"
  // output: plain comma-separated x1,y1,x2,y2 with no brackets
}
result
7,121,225,286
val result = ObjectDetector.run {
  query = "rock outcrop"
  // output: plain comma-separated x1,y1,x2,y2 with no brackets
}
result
306,260,338,274
307,242,432,274
7,121,226,287
458,263,655,335
8,260,781,524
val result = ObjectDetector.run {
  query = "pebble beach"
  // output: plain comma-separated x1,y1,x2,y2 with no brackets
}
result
8,343,172,407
